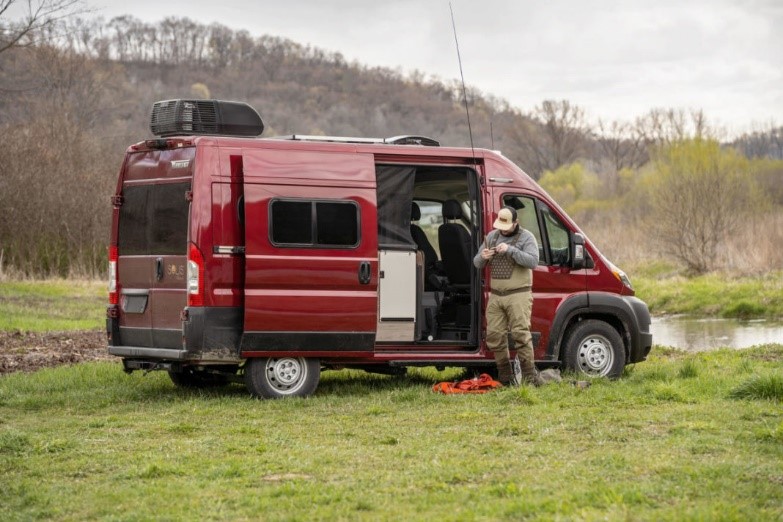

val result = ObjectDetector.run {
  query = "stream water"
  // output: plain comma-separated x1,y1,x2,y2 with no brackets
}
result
651,316,783,351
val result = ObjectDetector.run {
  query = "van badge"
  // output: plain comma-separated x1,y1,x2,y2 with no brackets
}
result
167,264,185,278
171,160,190,169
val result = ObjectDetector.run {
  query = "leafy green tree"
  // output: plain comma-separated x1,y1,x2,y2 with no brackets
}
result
539,162,601,211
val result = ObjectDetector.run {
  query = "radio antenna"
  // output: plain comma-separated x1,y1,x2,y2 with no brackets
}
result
449,3,476,161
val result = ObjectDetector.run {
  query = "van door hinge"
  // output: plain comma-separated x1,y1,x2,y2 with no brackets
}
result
185,190,193,202
111,194,123,207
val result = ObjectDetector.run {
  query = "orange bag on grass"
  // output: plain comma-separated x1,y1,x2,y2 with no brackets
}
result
432,373,502,394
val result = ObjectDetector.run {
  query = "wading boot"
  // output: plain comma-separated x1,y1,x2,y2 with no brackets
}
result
493,352,513,386
516,347,544,387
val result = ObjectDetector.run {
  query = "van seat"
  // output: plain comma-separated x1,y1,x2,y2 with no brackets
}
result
438,199,472,287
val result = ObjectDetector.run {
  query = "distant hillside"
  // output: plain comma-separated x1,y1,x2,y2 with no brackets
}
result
0,15,781,277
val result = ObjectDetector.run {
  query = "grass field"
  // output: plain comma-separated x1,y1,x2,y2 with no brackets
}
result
1,346,782,520
1,279,782,519
631,264,783,319
0,280,106,332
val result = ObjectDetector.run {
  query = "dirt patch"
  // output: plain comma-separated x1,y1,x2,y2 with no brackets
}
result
0,330,113,375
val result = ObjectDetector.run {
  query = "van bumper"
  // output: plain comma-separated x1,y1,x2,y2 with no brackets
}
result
108,346,188,359
106,306,242,364
625,296,653,363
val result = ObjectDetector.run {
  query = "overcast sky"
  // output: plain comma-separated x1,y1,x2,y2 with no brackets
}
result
71,1,783,135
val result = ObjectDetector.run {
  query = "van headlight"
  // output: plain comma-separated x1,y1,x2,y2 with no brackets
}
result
608,262,633,291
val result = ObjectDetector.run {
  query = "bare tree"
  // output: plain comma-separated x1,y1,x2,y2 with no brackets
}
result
0,0,84,54
633,108,715,146
595,119,648,172
501,100,591,179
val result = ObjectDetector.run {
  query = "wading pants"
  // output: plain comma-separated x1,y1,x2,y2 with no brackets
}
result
486,290,537,384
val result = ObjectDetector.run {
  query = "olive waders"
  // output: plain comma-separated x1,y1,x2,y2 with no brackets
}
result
485,288,543,386
474,213,543,387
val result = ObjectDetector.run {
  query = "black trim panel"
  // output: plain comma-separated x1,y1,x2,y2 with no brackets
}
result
153,328,182,349
118,327,154,348
183,307,243,355
545,294,589,361
590,294,652,363
241,331,375,352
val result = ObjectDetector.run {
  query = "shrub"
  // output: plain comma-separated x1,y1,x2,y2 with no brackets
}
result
729,374,783,401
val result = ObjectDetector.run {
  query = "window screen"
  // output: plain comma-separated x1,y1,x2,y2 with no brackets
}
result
270,199,359,248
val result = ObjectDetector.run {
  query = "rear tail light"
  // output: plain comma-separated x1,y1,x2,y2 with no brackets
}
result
187,242,205,307
108,246,119,305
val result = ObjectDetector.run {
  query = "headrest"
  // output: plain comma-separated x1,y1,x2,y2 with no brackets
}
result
442,199,462,220
411,202,421,221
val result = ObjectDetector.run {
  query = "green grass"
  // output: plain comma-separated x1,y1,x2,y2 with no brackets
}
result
0,280,105,332
1,346,782,520
631,265,783,319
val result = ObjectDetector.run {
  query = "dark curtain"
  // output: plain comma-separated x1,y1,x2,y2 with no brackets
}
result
375,165,416,249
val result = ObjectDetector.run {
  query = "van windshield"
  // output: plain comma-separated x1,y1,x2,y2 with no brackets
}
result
118,182,190,255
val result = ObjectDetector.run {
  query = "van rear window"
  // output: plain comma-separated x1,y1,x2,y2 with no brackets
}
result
118,182,190,255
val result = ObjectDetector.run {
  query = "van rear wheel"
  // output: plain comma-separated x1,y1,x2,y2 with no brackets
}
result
244,357,320,399
563,320,625,379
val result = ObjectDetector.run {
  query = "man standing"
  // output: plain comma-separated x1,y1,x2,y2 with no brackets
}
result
473,206,542,386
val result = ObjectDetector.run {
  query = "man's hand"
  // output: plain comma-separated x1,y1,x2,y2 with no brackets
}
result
480,248,496,260
495,243,509,254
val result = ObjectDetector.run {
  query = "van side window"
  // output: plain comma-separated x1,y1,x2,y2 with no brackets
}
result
541,204,571,265
502,195,544,264
270,199,359,248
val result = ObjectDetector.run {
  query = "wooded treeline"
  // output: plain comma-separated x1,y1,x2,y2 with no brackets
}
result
1,13,782,277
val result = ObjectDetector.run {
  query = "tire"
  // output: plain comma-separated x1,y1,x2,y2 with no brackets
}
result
244,357,320,399
168,368,229,388
563,320,625,379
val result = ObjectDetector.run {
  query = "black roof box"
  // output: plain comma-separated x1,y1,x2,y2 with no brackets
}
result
150,99,264,138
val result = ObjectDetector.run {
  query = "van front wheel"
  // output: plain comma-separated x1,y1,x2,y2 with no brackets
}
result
244,357,320,399
563,320,625,379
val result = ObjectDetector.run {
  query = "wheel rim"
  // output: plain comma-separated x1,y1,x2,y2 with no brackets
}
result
577,334,614,377
264,357,308,395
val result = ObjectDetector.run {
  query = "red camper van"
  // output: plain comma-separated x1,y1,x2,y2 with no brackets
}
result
107,99,652,398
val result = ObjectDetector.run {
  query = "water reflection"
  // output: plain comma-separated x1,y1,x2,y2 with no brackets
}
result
651,316,783,351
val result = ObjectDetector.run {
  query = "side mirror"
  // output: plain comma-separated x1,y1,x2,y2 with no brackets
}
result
571,233,587,270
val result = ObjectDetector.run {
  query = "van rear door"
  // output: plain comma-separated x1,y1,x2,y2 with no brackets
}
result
240,149,378,355
116,147,193,349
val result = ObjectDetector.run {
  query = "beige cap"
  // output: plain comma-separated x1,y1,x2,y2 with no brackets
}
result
492,207,516,231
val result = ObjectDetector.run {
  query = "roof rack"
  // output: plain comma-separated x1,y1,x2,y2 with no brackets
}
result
277,134,440,147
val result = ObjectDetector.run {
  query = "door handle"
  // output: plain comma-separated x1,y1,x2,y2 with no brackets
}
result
358,261,371,285
155,257,164,281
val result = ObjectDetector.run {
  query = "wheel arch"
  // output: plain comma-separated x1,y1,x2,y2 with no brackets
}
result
547,294,635,363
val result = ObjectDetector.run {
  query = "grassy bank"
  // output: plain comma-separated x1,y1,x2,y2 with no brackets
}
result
630,264,783,319
0,280,105,332
1,346,782,520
